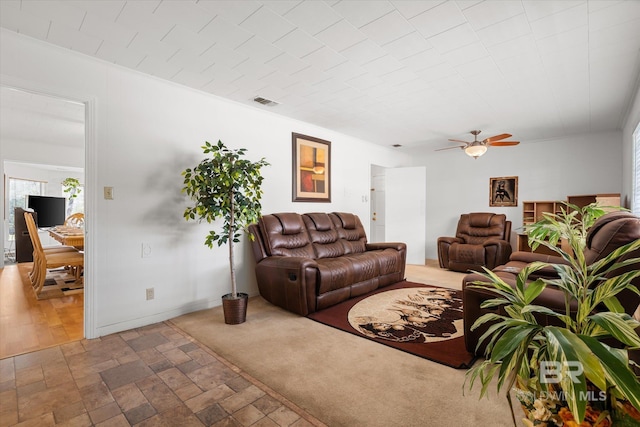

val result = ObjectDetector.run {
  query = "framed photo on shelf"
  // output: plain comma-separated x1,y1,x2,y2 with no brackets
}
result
489,176,518,207
292,132,331,202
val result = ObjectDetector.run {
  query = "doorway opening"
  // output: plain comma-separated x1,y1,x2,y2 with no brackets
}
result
370,164,427,265
1,86,86,357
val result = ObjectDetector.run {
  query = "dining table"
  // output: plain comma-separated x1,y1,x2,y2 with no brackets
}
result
49,225,84,250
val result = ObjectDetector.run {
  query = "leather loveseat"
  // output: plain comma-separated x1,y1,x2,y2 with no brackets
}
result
248,212,406,316
462,211,640,356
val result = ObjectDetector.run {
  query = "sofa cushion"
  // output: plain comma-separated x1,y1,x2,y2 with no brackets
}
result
304,212,333,231
331,212,367,253
343,252,380,283
457,213,508,245
316,257,355,294
450,242,485,265
303,213,345,259
259,213,315,258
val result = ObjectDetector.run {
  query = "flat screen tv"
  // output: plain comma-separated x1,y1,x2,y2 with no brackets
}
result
27,195,66,228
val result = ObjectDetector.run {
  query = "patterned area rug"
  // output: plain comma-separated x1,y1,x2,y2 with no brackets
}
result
307,281,476,369
35,269,84,300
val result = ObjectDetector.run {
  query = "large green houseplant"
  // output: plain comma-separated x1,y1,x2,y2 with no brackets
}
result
182,140,269,324
465,203,640,426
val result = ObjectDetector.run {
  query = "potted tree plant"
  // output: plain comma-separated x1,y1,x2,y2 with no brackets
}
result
182,140,269,325
465,203,640,426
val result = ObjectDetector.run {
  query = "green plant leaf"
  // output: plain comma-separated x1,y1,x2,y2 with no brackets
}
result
588,312,640,348
523,278,546,304
601,296,625,314
491,325,538,363
544,327,588,423
553,328,607,392
520,305,573,326
479,298,509,309
579,335,640,412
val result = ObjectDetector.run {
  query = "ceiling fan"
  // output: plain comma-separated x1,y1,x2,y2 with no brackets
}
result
436,130,520,159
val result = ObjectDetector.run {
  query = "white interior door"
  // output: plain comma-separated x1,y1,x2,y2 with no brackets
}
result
370,174,386,242
385,166,426,265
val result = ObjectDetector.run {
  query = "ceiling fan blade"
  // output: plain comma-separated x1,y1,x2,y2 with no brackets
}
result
483,133,512,143
448,138,470,144
489,141,520,146
435,145,465,151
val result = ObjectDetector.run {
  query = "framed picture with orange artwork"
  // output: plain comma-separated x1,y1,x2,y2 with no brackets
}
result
292,133,331,202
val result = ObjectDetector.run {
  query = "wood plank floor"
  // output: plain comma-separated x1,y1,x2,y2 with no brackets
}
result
0,263,83,359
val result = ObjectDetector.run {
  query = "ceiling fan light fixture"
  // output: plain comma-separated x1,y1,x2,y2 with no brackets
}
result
465,144,487,159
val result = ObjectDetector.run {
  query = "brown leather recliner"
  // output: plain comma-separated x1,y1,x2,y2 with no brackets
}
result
462,211,640,356
437,212,512,273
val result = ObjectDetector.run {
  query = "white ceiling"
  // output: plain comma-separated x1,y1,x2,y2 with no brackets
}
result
1,0,640,151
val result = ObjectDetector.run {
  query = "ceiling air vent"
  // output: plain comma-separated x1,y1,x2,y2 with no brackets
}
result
253,96,279,107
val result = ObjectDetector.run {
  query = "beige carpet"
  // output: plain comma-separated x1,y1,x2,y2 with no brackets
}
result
170,262,515,426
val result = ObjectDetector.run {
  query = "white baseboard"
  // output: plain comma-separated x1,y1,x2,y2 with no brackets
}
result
92,291,260,338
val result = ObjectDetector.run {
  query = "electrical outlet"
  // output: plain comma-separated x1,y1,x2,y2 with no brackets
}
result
146,288,154,300
141,243,152,258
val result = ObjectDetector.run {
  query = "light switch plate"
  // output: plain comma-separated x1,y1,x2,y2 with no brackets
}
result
104,186,114,200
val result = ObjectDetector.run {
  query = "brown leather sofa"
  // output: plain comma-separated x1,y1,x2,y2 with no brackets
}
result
437,212,512,273
248,212,406,316
462,211,640,356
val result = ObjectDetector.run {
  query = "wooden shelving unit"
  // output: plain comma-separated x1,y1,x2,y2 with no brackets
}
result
519,193,621,255
522,200,563,226
567,194,621,211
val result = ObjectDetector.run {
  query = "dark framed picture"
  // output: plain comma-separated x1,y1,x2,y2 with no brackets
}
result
490,176,518,207
292,132,331,202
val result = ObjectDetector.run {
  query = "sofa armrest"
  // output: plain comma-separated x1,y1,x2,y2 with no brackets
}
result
482,239,512,270
507,251,571,278
438,236,462,245
366,242,406,252
254,256,319,316
509,250,566,265
257,256,318,271
248,224,267,263
437,236,463,268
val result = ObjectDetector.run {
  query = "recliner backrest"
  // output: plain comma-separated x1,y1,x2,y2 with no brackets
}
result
583,211,640,319
455,213,510,245
585,211,640,264
303,213,345,258
330,212,367,254
258,213,315,258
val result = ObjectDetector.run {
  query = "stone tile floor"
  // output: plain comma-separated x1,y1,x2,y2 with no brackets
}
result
0,322,325,427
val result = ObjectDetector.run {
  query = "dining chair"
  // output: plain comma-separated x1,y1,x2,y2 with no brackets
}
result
64,213,84,228
24,212,84,295
22,209,77,284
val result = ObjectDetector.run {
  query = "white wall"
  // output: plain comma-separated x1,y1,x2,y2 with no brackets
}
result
0,30,412,337
622,84,640,208
405,131,624,259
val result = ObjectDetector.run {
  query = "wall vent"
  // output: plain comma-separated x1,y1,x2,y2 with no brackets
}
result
253,96,279,107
